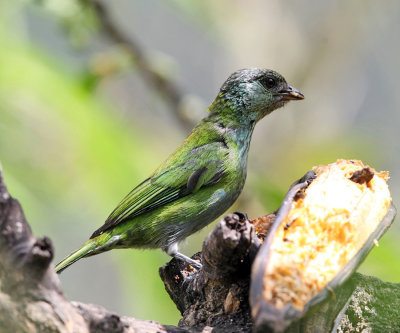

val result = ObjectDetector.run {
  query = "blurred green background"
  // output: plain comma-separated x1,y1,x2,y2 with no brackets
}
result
1,0,399,325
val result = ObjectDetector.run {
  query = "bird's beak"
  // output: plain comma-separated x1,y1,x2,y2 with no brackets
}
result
278,86,304,100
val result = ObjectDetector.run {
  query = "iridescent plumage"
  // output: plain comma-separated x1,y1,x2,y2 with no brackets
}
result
56,68,304,273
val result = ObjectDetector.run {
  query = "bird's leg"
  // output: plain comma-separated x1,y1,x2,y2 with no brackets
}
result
164,242,202,270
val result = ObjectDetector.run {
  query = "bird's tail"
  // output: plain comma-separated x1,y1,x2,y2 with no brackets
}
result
55,239,98,274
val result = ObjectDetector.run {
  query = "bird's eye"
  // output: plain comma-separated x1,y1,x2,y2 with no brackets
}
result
261,77,276,89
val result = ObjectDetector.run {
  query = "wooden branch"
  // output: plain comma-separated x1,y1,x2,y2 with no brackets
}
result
83,0,194,131
0,161,399,332
160,213,260,332
0,163,186,333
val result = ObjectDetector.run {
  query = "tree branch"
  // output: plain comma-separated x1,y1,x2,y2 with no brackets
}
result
84,0,194,131
0,161,399,332
0,162,185,333
160,213,259,332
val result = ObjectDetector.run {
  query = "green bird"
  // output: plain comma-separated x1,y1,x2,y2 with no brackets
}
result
55,68,304,273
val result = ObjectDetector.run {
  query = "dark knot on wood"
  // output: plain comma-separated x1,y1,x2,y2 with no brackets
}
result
0,178,55,291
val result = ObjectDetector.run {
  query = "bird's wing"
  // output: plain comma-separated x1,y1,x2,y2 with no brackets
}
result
90,141,228,238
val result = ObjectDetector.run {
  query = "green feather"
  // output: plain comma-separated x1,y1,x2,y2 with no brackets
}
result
55,239,97,273
56,68,304,273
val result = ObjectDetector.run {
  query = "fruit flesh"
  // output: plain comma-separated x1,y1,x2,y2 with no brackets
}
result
262,160,391,310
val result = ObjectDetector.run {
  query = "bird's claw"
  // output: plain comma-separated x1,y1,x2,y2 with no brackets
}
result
173,252,202,270
188,261,202,270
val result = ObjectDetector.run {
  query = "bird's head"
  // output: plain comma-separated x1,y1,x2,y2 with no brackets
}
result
209,68,304,124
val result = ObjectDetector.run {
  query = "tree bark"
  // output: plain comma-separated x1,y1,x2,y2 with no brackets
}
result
0,162,399,333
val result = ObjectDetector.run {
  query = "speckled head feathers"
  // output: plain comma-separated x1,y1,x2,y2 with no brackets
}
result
210,68,303,123
220,68,285,93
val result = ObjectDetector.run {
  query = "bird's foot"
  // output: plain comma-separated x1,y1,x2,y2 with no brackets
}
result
164,242,202,270
173,252,202,270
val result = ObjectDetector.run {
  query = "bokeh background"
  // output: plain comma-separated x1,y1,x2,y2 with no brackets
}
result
1,0,399,325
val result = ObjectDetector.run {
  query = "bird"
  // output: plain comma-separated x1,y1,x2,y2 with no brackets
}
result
55,68,304,273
